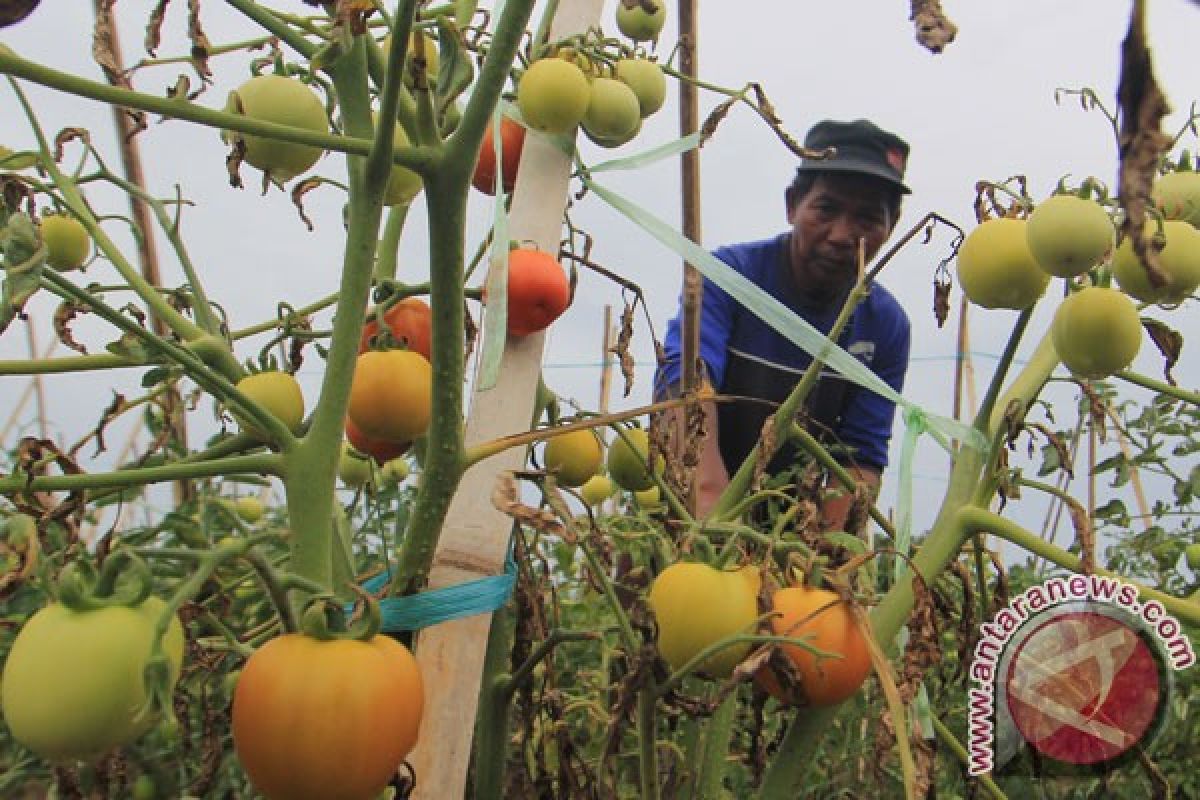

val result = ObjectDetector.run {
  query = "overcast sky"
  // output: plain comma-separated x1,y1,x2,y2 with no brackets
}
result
2,1,1198,550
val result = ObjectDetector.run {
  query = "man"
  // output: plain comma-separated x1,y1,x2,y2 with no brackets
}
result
658,118,913,526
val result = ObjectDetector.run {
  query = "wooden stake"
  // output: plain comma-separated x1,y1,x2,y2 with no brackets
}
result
408,4,604,797
678,0,702,515
598,303,614,414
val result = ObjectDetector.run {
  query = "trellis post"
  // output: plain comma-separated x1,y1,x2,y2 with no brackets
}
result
408,1,604,796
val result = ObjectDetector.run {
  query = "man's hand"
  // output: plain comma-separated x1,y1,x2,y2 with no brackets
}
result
819,465,880,533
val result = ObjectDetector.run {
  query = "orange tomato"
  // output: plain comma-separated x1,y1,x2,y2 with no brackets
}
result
472,116,526,195
232,633,423,800
359,297,433,361
758,585,871,706
504,248,571,336
347,349,432,443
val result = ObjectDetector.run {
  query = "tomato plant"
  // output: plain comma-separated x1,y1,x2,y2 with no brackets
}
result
359,296,433,360
222,74,328,184
543,426,603,487
39,212,89,270
580,76,641,145
1051,285,1143,379
615,57,667,118
232,631,423,800
956,217,1050,309
615,0,666,42
2,595,185,761
504,247,572,336
347,349,432,442
1025,193,1115,278
1112,218,1200,304
759,585,871,707
649,563,760,678
234,370,306,439
472,115,526,195
345,415,410,464
606,425,661,491
516,57,591,135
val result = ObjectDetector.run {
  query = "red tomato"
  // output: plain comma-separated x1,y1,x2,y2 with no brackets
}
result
472,116,526,195
232,633,424,800
359,296,433,361
504,248,571,336
345,416,410,464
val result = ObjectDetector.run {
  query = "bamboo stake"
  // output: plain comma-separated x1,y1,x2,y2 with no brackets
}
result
598,303,614,415
677,0,701,514
92,1,190,504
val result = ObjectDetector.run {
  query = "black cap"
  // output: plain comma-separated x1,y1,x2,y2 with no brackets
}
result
797,119,911,194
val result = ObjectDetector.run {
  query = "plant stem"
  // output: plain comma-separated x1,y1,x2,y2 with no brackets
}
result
471,604,518,800
1117,369,1200,407
694,692,737,799
0,353,134,375
958,505,1200,627
637,687,660,800
0,453,280,494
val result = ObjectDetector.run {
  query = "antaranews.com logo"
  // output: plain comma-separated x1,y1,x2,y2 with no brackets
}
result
967,574,1195,775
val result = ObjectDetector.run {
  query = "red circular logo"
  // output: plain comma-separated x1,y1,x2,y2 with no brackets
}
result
1004,610,1163,766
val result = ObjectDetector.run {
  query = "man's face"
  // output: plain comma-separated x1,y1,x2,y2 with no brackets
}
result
787,173,897,299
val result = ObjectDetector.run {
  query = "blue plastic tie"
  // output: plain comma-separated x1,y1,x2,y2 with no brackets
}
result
352,554,519,632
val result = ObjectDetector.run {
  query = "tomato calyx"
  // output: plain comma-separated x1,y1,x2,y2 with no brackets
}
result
56,549,153,612
299,587,383,642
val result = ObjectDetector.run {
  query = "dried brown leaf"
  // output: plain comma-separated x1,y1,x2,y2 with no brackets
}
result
491,472,566,538
910,0,958,53
1142,317,1182,385
52,300,89,355
932,267,951,328
186,0,213,78
1116,0,1173,290
290,177,324,232
145,0,171,56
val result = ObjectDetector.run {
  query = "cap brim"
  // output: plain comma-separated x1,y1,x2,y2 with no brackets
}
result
798,160,911,194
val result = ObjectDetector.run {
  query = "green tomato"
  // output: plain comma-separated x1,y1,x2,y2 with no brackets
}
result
234,496,265,524
1025,194,1115,279
41,213,90,271
615,58,666,118
516,58,591,135
338,442,373,488
1051,287,1142,379
649,563,759,678
234,370,305,440
616,0,666,42
1185,543,1200,571
606,426,662,491
379,457,410,486
1153,170,1200,229
543,428,603,487
1112,219,1200,305
224,75,328,184
579,474,615,506
580,77,641,143
1,598,185,761
956,218,1050,310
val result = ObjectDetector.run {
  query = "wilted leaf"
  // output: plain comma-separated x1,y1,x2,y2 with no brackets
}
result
1142,317,1182,385
909,0,958,53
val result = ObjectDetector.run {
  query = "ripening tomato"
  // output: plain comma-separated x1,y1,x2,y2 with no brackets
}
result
348,349,432,442
759,585,871,706
234,371,305,440
606,425,662,491
543,427,603,487
472,115,526,195
1153,169,1200,229
581,77,641,144
616,0,666,42
615,58,667,118
232,633,424,800
1051,286,1142,379
1112,219,1200,305
345,416,410,465
223,74,329,184
649,563,760,678
40,213,90,270
1025,194,1115,279
956,218,1051,309
579,473,615,506
504,248,571,336
359,296,433,360
1,598,185,761
516,58,591,135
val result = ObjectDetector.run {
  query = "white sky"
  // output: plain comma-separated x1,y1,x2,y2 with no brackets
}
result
2,1,1198,552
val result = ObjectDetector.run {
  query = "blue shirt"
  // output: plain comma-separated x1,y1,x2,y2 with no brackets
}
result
658,233,911,472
